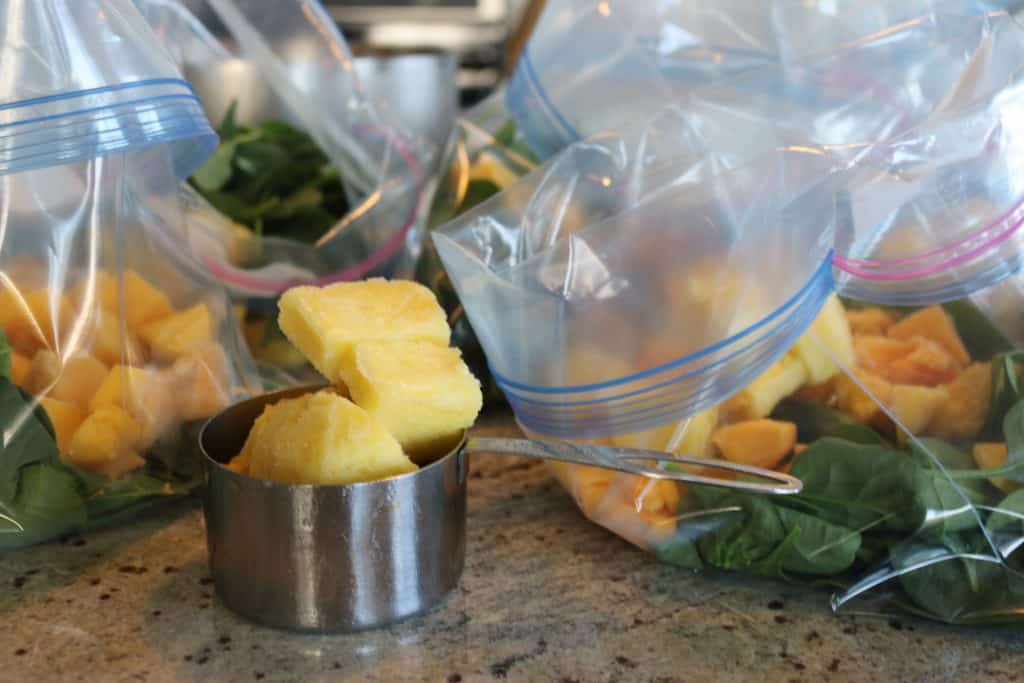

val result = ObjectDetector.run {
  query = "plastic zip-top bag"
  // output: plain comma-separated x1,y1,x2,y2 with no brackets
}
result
433,9,1024,618
417,1,1022,408
137,0,436,380
0,0,259,550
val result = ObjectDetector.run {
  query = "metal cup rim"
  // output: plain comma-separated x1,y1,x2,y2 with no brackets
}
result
198,384,467,492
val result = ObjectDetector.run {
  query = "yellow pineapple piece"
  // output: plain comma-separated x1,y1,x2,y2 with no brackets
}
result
163,343,231,421
87,309,146,367
0,287,73,354
39,397,86,452
138,303,213,362
9,351,30,386
66,405,142,473
241,390,418,485
277,279,449,381
722,352,808,421
23,350,61,395
74,271,173,331
339,341,482,460
972,443,1018,494
889,384,947,433
90,365,176,448
667,407,720,459
52,354,109,405
610,422,679,452
792,294,855,384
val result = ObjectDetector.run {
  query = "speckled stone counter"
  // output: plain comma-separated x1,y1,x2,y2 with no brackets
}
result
1,413,1023,683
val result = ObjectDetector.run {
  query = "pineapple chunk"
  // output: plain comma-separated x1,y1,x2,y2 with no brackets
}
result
23,350,61,395
722,352,808,421
162,343,231,421
87,310,146,367
339,341,483,459
74,271,173,331
89,365,176,448
712,419,797,470
847,307,897,336
610,422,679,452
241,390,418,485
667,407,720,459
793,294,855,383
66,406,142,472
139,303,213,362
9,351,30,386
469,151,520,190
93,452,147,479
888,384,948,433
0,287,73,354
277,279,450,381
51,354,109,405
929,363,991,441
972,443,1018,494
888,305,970,367
25,351,108,404
39,397,86,452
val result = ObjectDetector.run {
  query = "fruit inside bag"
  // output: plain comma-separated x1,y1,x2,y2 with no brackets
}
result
0,0,259,550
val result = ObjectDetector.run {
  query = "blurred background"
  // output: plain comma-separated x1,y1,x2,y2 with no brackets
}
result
179,0,544,107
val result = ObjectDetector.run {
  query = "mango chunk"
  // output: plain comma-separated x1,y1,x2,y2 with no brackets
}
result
855,336,915,373
835,370,892,427
0,287,73,354
972,443,1018,494
848,307,897,337
74,271,173,331
929,363,992,441
339,341,482,460
23,350,61,395
888,305,970,367
139,303,213,362
93,452,147,480
278,279,449,381
90,365,176,448
66,406,142,471
711,419,797,470
889,384,948,433
9,351,30,386
886,337,961,387
241,390,417,485
39,397,86,452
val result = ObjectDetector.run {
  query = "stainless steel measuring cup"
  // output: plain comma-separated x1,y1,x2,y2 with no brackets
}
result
199,386,801,632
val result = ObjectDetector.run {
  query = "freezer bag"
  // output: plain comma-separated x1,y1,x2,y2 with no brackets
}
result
418,4,1024,406
506,0,1020,158
0,0,259,550
137,0,433,295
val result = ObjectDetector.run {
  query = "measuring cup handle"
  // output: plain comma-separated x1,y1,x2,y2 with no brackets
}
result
464,437,802,496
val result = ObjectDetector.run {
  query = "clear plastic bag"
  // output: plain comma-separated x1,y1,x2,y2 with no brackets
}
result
0,0,259,550
505,0,1020,158
137,0,433,295
434,9,1024,621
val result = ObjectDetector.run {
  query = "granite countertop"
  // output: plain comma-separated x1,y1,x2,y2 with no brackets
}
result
2,413,1023,683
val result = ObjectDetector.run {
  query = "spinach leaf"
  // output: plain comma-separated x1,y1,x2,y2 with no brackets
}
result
943,299,1013,361
984,353,1024,442
0,328,10,380
692,490,860,577
787,438,921,532
188,100,349,245
985,489,1024,564
772,401,885,445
